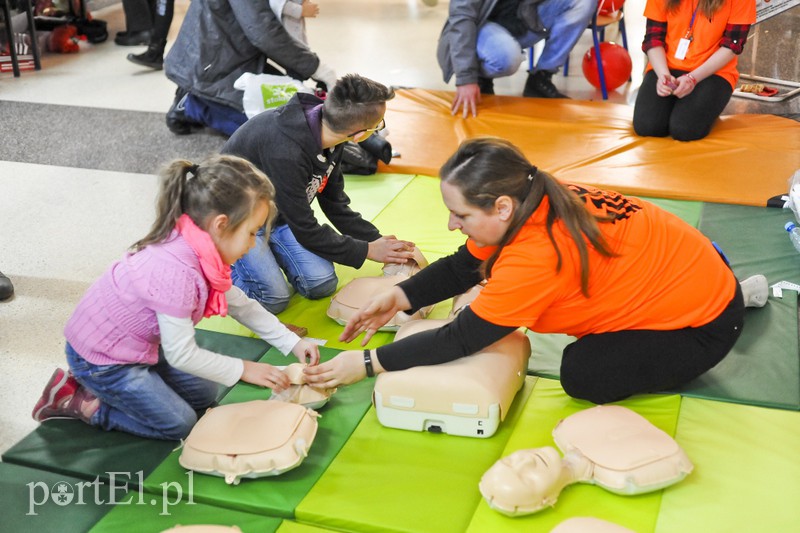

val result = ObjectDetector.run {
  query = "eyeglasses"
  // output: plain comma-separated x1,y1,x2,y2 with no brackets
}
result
350,118,385,138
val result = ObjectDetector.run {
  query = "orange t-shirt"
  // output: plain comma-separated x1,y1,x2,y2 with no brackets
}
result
644,0,756,89
467,185,736,337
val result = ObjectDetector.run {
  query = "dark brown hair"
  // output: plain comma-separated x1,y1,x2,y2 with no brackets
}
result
323,74,395,134
132,154,276,251
439,138,615,296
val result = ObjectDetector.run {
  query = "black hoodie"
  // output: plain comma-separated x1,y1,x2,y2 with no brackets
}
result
222,93,381,268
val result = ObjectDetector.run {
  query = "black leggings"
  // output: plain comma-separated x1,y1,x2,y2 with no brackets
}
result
633,69,733,141
560,283,744,404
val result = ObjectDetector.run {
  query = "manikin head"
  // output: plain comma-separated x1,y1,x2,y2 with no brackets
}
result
479,406,694,518
479,446,569,515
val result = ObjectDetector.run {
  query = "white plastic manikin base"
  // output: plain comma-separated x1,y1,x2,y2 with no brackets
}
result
373,319,531,438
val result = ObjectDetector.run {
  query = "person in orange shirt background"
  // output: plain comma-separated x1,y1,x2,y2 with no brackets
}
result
304,137,768,404
633,0,756,141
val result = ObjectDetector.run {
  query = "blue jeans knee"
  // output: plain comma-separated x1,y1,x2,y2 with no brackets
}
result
477,22,525,79
297,272,339,300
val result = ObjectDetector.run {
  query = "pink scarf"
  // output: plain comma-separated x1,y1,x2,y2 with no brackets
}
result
175,214,231,318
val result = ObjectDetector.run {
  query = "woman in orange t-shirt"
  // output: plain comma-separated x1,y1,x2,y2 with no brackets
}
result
305,138,767,404
633,0,756,141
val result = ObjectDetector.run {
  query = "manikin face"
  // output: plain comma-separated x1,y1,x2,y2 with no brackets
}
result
440,180,511,248
210,200,270,265
479,447,564,514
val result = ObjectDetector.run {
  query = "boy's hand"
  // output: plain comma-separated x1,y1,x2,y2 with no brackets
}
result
367,235,416,264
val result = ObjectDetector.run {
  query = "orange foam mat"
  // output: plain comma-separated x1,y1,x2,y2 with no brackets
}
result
381,89,800,207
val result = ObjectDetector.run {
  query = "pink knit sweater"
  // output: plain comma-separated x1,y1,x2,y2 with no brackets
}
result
64,233,209,366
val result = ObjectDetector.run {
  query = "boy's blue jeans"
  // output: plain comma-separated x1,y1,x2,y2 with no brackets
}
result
231,224,339,314
66,343,218,441
476,0,595,78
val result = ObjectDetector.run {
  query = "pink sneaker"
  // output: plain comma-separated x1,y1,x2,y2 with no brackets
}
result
32,368,100,424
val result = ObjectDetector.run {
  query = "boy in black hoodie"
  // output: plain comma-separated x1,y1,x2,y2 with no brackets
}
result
222,74,415,314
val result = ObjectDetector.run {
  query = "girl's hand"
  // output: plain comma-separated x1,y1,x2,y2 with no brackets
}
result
339,286,410,344
303,350,366,388
302,0,320,18
673,74,697,99
292,339,320,366
656,73,677,97
241,360,291,392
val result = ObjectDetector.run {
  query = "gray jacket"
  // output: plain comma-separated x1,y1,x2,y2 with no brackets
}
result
436,0,500,87
436,0,546,86
164,0,320,111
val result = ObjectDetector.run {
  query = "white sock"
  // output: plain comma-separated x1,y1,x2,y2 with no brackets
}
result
740,275,768,308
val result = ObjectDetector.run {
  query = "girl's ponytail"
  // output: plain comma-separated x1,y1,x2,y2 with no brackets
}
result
132,160,196,251
132,155,276,252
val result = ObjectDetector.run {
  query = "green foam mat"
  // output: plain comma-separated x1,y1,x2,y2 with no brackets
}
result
277,521,340,532
142,346,375,519
681,202,800,409
0,462,112,533
2,330,271,483
315,173,416,223
89,492,281,533
465,378,681,533
698,202,800,282
640,196,703,227
654,398,800,532
671,290,799,409
1,419,179,486
371,175,465,256
294,377,537,533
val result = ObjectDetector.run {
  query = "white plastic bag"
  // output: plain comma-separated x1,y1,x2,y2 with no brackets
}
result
234,73,313,119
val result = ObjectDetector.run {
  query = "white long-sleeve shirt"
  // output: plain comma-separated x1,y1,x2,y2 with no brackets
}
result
157,286,300,387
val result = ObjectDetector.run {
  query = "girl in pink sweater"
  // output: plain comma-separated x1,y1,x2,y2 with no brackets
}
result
32,154,320,440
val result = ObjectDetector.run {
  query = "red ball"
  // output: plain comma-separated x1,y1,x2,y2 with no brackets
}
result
581,42,632,92
597,0,625,15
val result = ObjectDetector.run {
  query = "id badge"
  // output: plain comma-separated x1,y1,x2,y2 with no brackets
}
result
674,38,691,60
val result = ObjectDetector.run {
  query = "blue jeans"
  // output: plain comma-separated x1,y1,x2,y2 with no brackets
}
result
66,343,219,440
231,224,339,314
476,0,594,78
184,93,248,137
